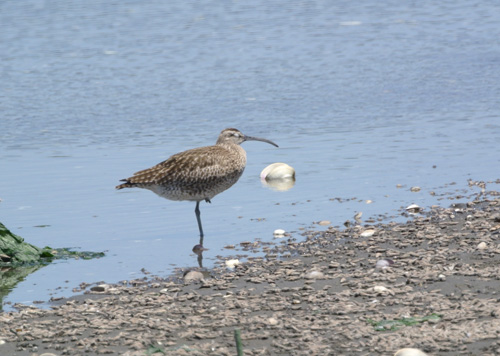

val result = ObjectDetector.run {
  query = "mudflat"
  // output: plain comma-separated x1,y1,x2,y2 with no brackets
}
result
2,192,500,356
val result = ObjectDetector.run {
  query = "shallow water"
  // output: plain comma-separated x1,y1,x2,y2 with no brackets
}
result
1,0,500,308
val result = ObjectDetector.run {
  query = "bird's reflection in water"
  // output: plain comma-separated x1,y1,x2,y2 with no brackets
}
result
192,244,209,268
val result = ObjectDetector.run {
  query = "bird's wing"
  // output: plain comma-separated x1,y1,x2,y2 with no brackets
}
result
126,145,240,185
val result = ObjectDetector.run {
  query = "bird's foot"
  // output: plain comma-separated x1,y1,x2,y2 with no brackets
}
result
205,198,211,204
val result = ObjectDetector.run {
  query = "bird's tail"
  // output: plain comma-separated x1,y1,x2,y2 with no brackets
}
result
115,179,136,189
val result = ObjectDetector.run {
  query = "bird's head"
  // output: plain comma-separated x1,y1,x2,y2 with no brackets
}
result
216,128,278,147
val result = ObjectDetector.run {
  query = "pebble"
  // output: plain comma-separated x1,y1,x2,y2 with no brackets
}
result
394,348,428,356
90,284,107,292
0,340,5,345
438,274,446,281
40,354,58,356
410,186,421,192
477,241,487,250
360,229,376,237
318,220,331,226
183,271,204,282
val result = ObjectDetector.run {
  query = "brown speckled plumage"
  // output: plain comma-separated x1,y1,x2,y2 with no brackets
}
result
116,128,278,242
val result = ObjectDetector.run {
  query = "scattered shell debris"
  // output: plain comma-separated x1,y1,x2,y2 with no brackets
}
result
2,191,500,355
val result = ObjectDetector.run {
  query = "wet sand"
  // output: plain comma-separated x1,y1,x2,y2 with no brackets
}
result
2,191,500,355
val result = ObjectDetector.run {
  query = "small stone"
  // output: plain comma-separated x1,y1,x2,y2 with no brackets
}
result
366,200,373,204
360,229,375,237
477,241,487,250
354,212,363,221
318,220,331,226
410,186,421,192
90,284,107,292
305,270,325,279
438,274,446,281
394,348,428,356
184,271,204,282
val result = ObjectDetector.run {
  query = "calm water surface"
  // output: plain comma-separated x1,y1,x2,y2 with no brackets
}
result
1,1,500,308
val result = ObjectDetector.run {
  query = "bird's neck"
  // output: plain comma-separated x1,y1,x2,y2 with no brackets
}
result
217,143,247,164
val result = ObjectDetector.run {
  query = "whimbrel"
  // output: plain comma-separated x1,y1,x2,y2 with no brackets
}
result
116,128,278,244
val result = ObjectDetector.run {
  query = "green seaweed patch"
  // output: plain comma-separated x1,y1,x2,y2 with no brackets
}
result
40,247,105,261
366,313,441,331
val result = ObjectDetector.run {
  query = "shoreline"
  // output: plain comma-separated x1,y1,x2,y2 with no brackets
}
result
1,193,500,355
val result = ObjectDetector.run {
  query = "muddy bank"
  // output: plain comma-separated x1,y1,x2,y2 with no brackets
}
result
1,195,500,355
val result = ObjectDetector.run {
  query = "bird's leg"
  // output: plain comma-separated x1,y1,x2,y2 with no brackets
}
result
195,201,204,245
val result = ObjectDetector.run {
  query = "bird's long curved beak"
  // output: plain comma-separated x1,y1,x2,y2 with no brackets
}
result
244,135,279,148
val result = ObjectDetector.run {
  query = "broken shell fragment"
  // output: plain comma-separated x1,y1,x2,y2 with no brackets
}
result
360,229,376,237
372,285,389,293
225,259,240,269
183,270,204,282
375,259,394,269
406,204,422,214
305,270,325,279
273,229,286,237
477,241,487,250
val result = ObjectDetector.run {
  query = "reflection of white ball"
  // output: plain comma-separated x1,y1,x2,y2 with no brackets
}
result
260,163,295,180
